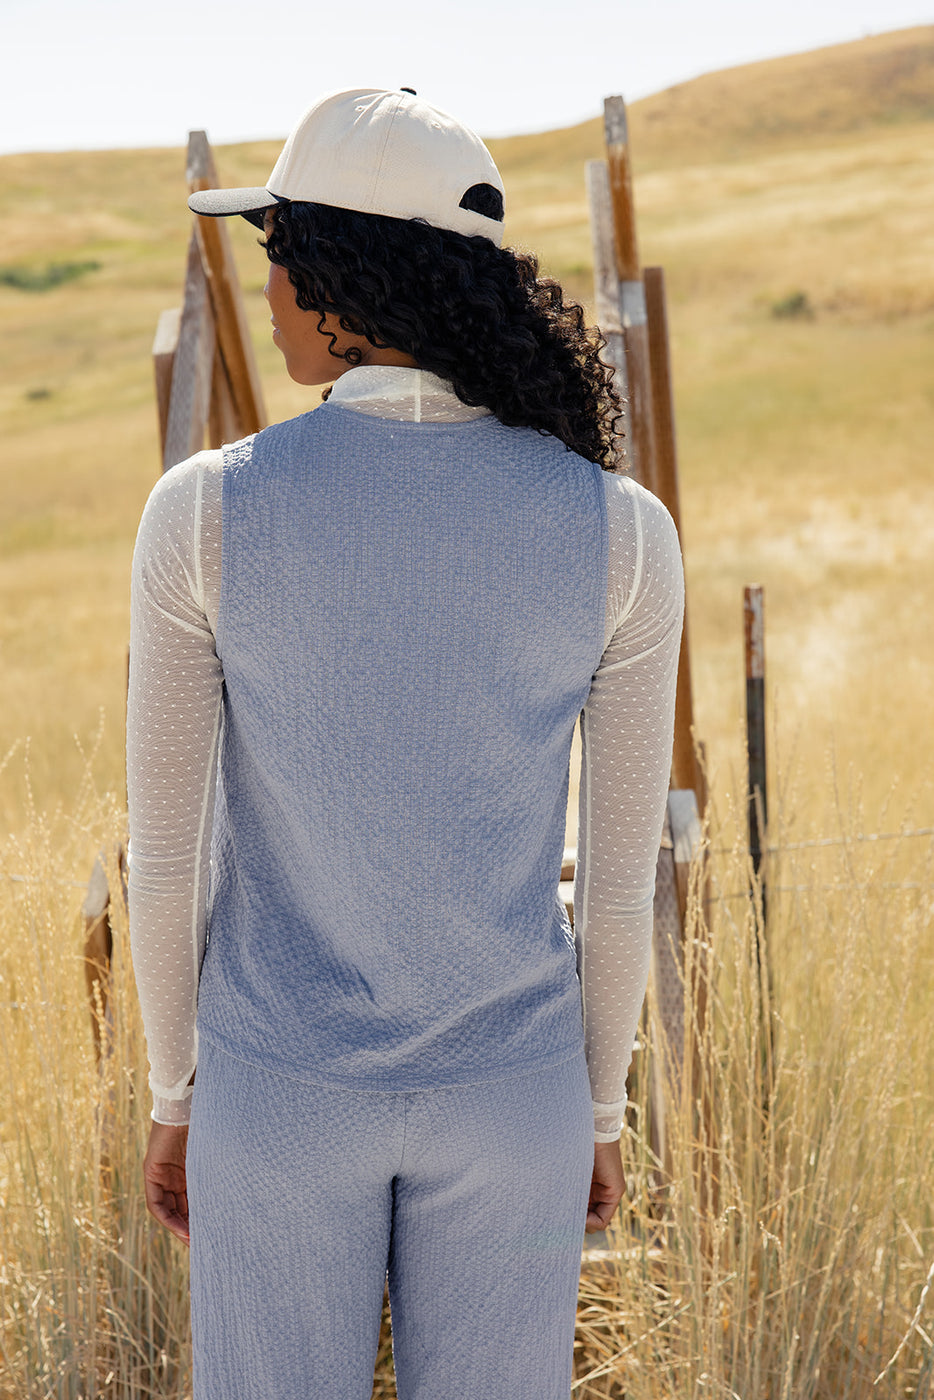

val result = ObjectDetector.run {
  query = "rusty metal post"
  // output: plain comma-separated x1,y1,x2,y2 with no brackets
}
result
744,585,775,1103
744,585,767,900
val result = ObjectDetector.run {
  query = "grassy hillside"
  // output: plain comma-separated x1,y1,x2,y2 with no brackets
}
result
492,23,934,175
1,26,933,836
2,31,934,1400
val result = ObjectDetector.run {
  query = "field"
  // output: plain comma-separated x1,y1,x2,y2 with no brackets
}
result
1,24,933,1398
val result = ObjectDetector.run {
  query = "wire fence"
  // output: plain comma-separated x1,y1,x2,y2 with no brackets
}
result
699,823,934,904
708,824,934,857
3,824,933,892
3,873,91,887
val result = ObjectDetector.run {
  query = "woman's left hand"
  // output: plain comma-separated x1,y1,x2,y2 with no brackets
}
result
586,1139,625,1232
143,1121,191,1246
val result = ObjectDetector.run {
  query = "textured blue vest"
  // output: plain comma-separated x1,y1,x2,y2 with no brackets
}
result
197,403,608,1089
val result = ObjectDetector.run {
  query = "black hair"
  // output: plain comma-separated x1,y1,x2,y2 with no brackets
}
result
262,201,623,469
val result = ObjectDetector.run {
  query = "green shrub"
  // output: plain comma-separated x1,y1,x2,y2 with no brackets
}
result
771,289,815,319
0,259,100,292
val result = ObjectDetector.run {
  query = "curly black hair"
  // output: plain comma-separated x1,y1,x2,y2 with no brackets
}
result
262,202,623,470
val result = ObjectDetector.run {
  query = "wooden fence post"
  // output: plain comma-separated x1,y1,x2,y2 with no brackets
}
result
85,131,270,1077
602,97,658,493
647,791,707,1185
586,159,628,472
187,130,267,440
152,307,182,463
162,230,216,470
644,265,705,806
648,807,680,1181
587,99,713,1204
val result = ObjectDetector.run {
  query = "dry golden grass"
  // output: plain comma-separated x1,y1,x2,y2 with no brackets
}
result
3,32,933,829
627,24,934,166
2,763,931,1397
0,757,191,1397
568,808,934,1399
491,22,934,181
2,26,934,1395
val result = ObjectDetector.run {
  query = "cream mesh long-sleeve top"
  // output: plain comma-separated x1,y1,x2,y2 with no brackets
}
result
127,366,684,1138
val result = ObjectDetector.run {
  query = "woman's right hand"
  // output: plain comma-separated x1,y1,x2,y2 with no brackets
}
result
143,1120,191,1246
586,1139,625,1232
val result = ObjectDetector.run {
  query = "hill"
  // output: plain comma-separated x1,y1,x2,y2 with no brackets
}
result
1,27,933,829
490,25,934,319
490,24,934,177
3,37,933,1396
487,25,934,179
489,25,934,311
631,23,934,163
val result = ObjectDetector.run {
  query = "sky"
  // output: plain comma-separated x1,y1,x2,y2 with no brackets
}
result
1,0,931,154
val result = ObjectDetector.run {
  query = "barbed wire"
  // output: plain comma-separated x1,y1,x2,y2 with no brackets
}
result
769,826,934,852
2,873,90,888
707,825,934,857
709,882,934,904
2,827,933,894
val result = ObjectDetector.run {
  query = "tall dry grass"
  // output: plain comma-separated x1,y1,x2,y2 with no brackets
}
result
5,110,934,830
2,30,932,1393
1,748,931,1397
0,744,190,1398
572,781,934,1400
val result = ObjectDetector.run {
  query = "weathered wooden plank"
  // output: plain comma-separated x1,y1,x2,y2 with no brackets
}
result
163,231,215,471
669,788,703,925
649,813,683,1176
82,862,114,1068
187,130,267,439
668,787,717,1207
586,159,622,335
82,844,125,1181
152,307,181,463
586,159,628,472
602,98,658,492
620,321,657,494
644,266,705,803
643,268,679,520
603,97,640,282
208,341,241,448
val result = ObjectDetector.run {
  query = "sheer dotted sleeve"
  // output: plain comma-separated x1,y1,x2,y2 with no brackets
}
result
575,475,685,1141
126,372,684,1139
127,450,224,1125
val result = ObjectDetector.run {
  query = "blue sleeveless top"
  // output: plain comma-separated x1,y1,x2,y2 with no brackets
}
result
196,402,608,1089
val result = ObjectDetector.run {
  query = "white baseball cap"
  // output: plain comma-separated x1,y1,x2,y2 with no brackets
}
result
188,87,506,246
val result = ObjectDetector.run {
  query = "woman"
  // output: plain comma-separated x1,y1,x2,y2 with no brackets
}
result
128,87,683,1399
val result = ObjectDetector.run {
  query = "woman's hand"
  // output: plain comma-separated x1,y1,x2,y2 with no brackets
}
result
143,1121,190,1246
586,1139,625,1233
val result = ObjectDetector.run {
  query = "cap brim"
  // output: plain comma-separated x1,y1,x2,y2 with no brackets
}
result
188,186,283,229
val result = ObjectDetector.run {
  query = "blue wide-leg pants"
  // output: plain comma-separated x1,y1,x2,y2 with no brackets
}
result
187,1038,594,1399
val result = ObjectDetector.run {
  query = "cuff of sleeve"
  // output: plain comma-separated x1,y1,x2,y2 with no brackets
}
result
593,1097,626,1142
151,1091,193,1126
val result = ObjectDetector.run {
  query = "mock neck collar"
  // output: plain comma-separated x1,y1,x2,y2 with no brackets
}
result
326,365,491,423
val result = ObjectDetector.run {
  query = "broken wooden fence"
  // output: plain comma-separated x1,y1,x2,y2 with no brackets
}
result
585,95,710,1190
85,117,726,1213
83,130,267,1076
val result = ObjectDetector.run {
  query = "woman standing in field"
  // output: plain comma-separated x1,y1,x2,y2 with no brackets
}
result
127,87,683,1399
